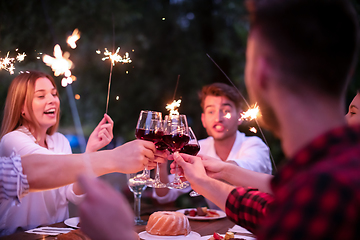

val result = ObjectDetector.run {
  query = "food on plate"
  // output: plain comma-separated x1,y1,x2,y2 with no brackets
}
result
184,207,220,218
146,211,191,236
55,229,91,240
197,207,207,216
207,231,245,240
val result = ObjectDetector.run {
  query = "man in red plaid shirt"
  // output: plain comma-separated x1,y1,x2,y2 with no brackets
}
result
172,0,360,239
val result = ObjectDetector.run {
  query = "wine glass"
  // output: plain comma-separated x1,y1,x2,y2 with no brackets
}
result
179,127,201,197
163,114,190,189
135,110,162,186
127,171,148,225
151,119,168,188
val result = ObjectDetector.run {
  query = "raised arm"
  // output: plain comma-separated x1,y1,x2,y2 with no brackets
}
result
172,152,274,233
21,140,166,192
172,152,235,211
200,155,273,194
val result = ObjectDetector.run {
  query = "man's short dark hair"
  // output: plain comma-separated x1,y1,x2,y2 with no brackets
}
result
199,83,243,111
246,0,359,97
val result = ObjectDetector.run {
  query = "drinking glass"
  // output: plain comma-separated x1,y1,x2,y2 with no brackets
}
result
151,119,167,188
163,114,190,189
127,171,148,225
135,110,162,186
179,127,201,197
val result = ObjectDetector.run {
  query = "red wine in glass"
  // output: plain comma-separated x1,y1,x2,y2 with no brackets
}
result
135,129,164,143
180,144,200,156
135,110,164,188
155,141,168,151
162,134,190,153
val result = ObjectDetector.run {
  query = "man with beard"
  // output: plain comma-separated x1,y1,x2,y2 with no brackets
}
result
171,0,360,239
154,83,272,209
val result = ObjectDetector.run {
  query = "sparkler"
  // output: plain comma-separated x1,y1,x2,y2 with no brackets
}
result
43,44,73,77
101,47,132,65
100,47,132,114
240,104,260,121
0,51,27,75
67,28,80,49
166,99,181,116
0,52,15,74
249,127,257,133
16,52,26,62
43,44,75,87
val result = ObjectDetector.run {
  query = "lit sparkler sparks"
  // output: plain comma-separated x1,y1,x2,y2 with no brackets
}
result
240,104,260,121
43,44,73,77
166,99,181,115
102,47,132,114
102,47,132,66
43,44,75,87
67,28,80,49
0,51,27,74
16,52,26,62
249,127,257,133
224,112,231,119
0,52,15,74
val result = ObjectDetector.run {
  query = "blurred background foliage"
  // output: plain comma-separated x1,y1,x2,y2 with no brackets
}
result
0,0,359,168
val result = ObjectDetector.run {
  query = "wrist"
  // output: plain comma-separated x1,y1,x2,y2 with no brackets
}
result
218,163,232,181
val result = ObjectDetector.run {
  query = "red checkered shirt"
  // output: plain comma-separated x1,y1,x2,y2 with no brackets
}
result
226,125,360,240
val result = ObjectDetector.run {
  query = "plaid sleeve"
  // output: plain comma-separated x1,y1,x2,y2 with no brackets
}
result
257,172,359,240
225,187,274,234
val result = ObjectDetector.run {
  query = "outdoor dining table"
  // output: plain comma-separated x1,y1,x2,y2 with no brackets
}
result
0,204,256,240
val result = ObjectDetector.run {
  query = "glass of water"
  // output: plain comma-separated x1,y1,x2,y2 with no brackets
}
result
127,171,148,225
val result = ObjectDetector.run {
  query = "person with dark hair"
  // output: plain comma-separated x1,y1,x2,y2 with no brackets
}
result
171,0,360,239
154,82,271,209
346,89,360,126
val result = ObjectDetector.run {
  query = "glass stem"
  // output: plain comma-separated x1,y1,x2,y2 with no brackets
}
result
143,168,150,178
134,193,142,222
155,163,160,181
173,162,181,183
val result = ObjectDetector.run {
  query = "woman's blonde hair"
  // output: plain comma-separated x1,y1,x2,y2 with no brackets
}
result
0,71,60,139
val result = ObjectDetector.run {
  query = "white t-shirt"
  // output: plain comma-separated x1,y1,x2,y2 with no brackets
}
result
0,126,84,236
153,131,272,209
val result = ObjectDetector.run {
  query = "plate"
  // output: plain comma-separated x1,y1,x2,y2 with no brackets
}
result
139,231,201,239
200,234,255,240
64,217,80,228
176,209,226,220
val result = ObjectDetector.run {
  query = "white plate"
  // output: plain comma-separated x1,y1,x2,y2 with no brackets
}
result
176,209,226,220
64,217,80,229
200,234,256,240
139,231,201,239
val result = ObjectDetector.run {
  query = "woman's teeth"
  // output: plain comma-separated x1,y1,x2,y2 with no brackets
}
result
44,110,55,114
